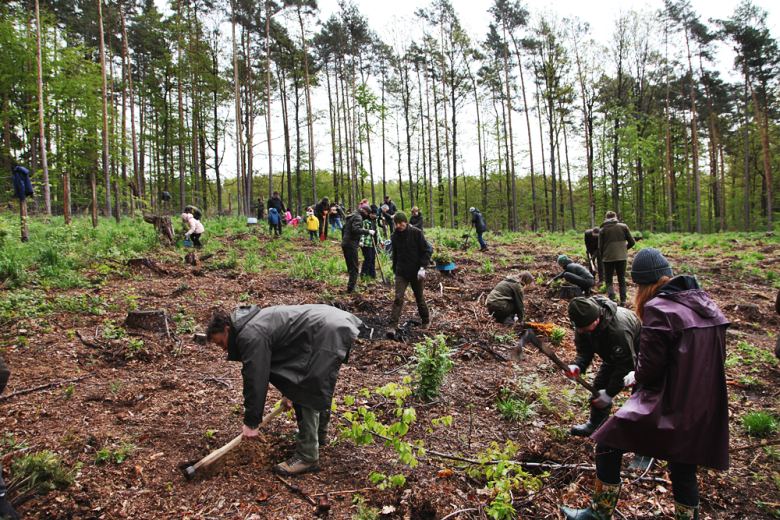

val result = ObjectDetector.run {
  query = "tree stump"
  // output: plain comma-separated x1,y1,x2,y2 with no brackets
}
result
125,310,170,336
143,214,175,245
185,251,199,266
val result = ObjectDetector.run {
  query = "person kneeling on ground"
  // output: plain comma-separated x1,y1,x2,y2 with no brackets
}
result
546,255,595,296
486,271,534,324
386,211,432,339
564,296,640,438
182,212,205,250
561,247,729,520
207,305,362,476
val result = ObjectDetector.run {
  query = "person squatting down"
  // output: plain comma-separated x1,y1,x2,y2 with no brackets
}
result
206,305,362,476
561,247,730,520
386,211,432,340
564,296,641,438
485,271,534,324
548,255,596,296
181,212,205,249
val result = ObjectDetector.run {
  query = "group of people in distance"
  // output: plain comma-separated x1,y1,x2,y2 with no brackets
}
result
186,201,729,520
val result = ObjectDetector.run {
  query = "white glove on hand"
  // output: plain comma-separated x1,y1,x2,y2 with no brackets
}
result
417,267,426,280
623,371,636,388
592,389,613,409
563,365,580,381
368,229,375,236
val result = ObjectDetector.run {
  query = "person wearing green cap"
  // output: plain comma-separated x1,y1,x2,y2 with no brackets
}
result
546,255,595,296
563,295,641,438
386,211,432,339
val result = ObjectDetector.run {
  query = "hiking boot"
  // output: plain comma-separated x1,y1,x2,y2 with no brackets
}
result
273,456,319,476
674,502,699,520
480,246,489,252
560,478,621,520
385,328,397,340
571,404,610,438
419,322,430,331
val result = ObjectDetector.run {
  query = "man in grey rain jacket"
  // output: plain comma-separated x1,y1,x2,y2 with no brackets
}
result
207,304,362,476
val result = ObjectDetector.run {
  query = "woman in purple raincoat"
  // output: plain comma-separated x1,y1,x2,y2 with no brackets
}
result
561,247,729,520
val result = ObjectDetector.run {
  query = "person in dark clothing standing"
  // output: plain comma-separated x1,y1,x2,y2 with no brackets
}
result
598,211,635,306
381,204,394,236
386,212,432,339
561,248,729,520
315,197,331,240
563,296,641,438
207,305,362,476
0,357,20,519
342,204,373,293
547,255,595,295
360,207,380,279
409,206,424,232
486,271,534,324
267,191,286,218
383,195,398,214
584,227,603,282
469,207,488,251
256,198,265,221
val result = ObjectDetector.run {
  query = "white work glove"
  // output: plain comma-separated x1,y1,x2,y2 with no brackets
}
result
368,230,375,236
592,389,613,409
563,365,580,381
417,267,426,280
623,371,636,388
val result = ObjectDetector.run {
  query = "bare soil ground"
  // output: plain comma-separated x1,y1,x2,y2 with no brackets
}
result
2,231,779,519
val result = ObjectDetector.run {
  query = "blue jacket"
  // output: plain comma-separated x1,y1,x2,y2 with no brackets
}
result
471,209,486,233
13,166,34,200
268,208,280,225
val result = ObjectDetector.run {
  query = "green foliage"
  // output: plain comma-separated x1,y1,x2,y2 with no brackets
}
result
95,442,135,464
479,259,494,274
10,451,76,493
101,320,126,340
412,335,454,399
173,312,196,334
743,412,778,438
726,341,777,371
496,392,537,422
550,327,566,347
352,495,380,520
62,383,75,398
431,250,454,264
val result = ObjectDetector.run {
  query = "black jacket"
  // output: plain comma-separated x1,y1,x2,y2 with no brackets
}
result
584,230,599,254
384,199,398,214
341,209,370,249
471,210,486,232
0,356,9,395
267,196,286,215
409,213,424,232
315,199,330,219
391,225,432,280
227,305,362,425
572,296,641,397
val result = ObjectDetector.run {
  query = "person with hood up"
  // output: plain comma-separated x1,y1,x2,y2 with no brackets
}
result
547,255,596,296
386,211,432,339
182,212,205,249
342,204,373,293
268,207,282,236
207,305,362,476
305,208,319,241
598,211,636,306
486,271,534,324
563,295,641,438
469,207,488,252
584,227,603,282
561,248,729,520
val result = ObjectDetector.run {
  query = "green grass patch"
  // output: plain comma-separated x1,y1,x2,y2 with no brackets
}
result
743,411,778,438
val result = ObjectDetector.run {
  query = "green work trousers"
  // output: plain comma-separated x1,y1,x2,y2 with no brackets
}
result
293,403,331,462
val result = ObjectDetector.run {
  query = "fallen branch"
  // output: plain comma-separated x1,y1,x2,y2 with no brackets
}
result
730,439,780,453
473,343,507,362
0,375,93,401
75,331,103,350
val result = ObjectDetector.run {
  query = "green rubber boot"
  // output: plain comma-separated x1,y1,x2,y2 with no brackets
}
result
560,478,621,519
674,502,699,520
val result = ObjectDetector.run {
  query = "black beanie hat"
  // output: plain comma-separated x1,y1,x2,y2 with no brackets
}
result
568,297,600,328
630,247,674,284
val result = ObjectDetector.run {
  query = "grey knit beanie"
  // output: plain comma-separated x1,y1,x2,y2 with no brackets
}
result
630,247,674,284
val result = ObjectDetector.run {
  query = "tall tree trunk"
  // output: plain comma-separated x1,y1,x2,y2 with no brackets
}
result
664,26,673,232
34,0,51,215
97,0,111,216
501,17,517,231
119,4,141,209
510,36,538,231
561,110,575,230
683,27,702,233
571,36,592,228
297,5,316,202
231,0,244,216
743,65,749,232
266,0,273,196
440,29,454,228
748,81,773,232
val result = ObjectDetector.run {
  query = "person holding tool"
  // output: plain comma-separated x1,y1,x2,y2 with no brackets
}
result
206,304,362,476
546,255,595,296
561,247,729,520
563,296,641,437
584,227,603,282
342,204,374,293
386,211,432,339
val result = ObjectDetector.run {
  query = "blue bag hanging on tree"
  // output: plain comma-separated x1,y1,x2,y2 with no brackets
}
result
12,166,34,200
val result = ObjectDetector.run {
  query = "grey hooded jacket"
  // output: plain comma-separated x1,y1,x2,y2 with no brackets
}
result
226,305,362,427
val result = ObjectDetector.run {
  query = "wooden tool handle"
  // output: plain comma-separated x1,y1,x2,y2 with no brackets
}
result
187,406,284,477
